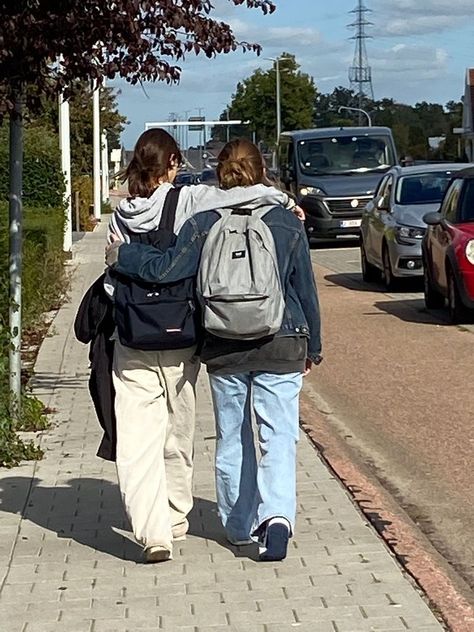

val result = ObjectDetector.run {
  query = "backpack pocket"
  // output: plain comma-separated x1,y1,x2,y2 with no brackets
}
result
119,298,197,350
203,294,278,340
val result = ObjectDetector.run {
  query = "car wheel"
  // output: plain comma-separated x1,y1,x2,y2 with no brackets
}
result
360,240,379,282
423,264,444,309
382,244,398,291
447,268,472,324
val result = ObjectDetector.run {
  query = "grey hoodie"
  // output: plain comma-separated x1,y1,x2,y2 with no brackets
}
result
108,182,294,243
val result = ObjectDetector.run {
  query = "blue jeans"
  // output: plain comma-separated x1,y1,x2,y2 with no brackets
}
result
209,371,302,542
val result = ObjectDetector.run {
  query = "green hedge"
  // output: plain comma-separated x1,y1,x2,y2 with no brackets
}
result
0,203,67,466
0,203,67,330
0,123,64,208
0,120,70,466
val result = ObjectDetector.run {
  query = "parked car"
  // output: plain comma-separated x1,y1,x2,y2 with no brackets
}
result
422,167,474,323
175,170,199,186
200,168,218,186
278,127,398,240
360,164,470,289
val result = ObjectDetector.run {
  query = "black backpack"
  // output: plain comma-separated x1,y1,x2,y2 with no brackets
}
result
113,188,199,351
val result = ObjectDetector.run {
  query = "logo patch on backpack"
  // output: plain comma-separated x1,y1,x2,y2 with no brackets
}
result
232,250,246,259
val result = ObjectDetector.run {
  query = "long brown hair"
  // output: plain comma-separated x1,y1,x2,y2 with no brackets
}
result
217,139,272,189
121,128,182,197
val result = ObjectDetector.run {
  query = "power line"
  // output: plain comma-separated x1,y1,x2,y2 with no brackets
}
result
348,0,375,117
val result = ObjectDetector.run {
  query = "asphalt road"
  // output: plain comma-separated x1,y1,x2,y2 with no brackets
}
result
305,239,474,592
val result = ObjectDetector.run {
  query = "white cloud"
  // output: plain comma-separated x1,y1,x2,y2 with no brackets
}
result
372,0,472,37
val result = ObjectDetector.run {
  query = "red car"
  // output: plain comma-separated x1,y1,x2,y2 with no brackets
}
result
422,168,474,323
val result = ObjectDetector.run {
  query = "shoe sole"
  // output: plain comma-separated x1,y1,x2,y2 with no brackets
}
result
227,538,254,546
144,548,172,563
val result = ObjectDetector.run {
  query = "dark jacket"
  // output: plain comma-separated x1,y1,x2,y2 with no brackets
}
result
113,205,321,372
74,274,117,461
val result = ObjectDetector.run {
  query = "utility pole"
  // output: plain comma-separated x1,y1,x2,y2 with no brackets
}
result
183,110,191,157
59,94,72,252
8,91,23,419
348,1,374,125
93,85,101,220
276,58,281,141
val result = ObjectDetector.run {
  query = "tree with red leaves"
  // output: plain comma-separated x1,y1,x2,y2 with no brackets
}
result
0,0,275,115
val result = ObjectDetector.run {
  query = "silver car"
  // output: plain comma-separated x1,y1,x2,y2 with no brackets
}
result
360,163,473,289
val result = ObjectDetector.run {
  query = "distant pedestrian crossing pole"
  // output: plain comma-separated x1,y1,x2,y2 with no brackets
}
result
59,93,72,252
93,85,101,221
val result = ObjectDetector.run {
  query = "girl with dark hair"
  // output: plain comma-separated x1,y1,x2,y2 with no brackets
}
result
108,130,299,563
107,138,321,562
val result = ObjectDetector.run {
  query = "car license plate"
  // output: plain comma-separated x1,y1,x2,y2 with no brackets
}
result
340,219,362,228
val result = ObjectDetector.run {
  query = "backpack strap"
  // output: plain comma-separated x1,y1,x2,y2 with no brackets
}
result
158,187,181,232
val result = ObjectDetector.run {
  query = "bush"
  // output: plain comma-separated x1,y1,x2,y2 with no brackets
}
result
0,123,64,208
72,174,96,231
0,204,67,330
0,203,67,466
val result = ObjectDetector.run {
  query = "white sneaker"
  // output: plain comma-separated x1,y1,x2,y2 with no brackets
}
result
144,545,172,563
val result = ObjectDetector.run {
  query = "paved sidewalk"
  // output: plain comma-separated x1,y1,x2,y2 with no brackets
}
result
0,222,445,632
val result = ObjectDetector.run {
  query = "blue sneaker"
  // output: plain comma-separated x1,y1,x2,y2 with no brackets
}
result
259,518,290,562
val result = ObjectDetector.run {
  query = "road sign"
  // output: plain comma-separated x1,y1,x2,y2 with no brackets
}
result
189,116,205,131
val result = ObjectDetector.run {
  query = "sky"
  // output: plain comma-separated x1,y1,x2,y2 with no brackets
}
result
113,0,474,148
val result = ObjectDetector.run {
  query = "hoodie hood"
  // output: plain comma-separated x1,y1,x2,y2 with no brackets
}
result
109,182,292,244
114,183,174,237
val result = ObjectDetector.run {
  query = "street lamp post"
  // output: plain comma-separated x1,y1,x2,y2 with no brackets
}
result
338,105,372,127
276,58,282,142
266,57,283,145
93,85,101,221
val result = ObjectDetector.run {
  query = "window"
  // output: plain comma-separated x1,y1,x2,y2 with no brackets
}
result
288,142,295,170
297,135,395,175
396,171,454,205
459,180,474,222
278,141,289,170
376,175,389,199
377,176,393,208
441,179,463,223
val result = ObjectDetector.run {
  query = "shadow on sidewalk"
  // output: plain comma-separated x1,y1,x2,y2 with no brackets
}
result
30,373,87,392
0,476,141,562
187,496,260,560
0,480,259,561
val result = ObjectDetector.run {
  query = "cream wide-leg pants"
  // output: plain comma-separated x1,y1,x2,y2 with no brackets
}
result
112,341,199,553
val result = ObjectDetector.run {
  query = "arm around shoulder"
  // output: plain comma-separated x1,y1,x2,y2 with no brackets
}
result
291,231,322,361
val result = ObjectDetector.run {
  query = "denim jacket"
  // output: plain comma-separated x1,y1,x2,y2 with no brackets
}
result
113,204,322,362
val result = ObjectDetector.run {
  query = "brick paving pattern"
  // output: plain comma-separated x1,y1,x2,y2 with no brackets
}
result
0,223,445,631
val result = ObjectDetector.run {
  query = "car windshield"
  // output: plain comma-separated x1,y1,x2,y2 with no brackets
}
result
396,171,455,205
297,135,395,175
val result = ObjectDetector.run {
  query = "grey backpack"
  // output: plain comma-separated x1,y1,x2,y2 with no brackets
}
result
197,207,285,340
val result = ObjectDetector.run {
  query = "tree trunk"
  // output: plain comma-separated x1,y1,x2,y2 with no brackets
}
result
9,89,23,419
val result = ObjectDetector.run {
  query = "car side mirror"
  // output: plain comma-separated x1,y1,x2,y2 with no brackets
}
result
377,197,389,212
423,211,443,226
